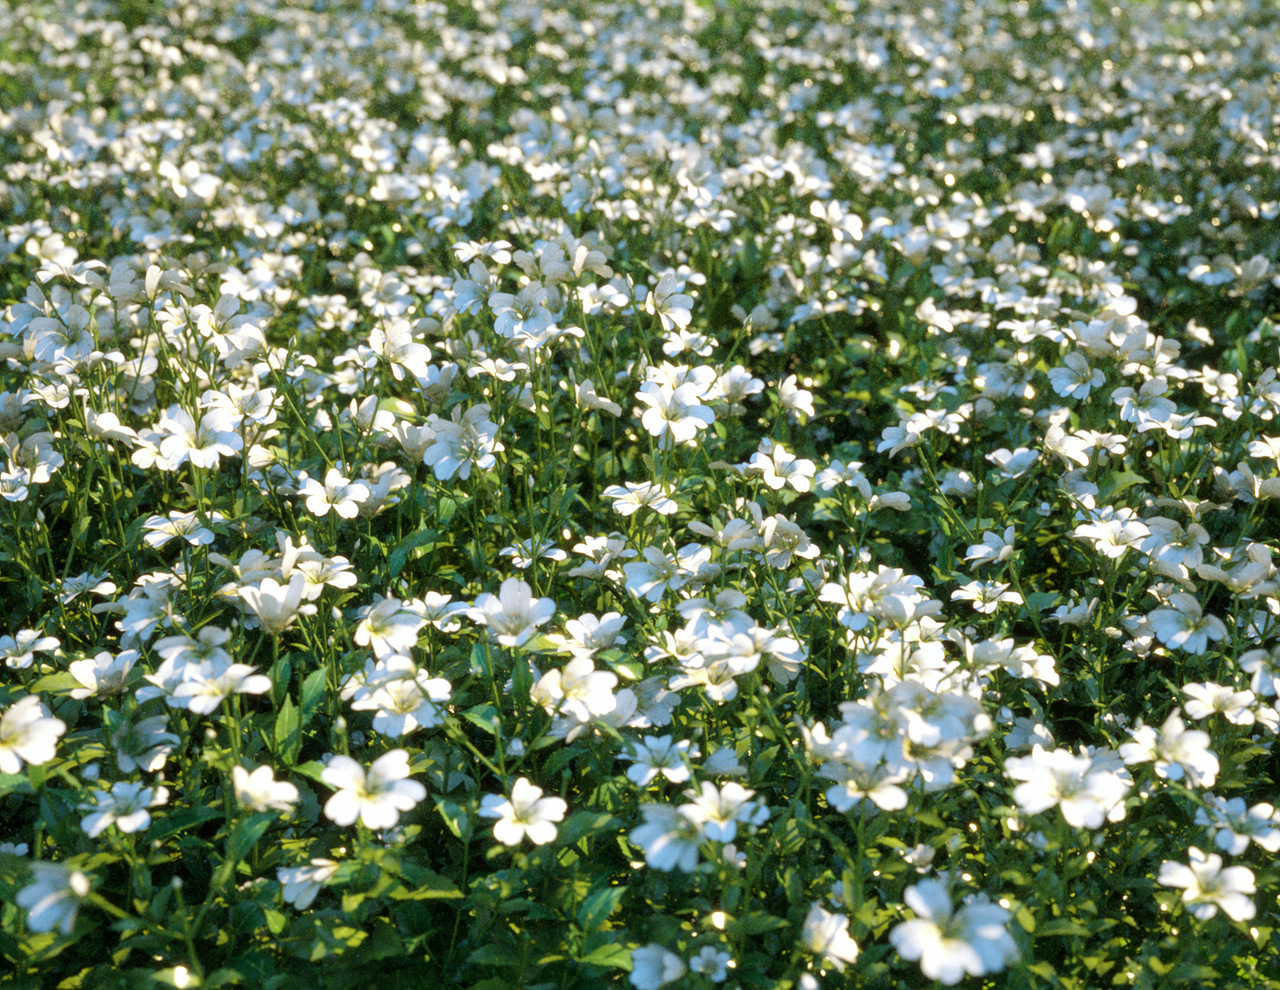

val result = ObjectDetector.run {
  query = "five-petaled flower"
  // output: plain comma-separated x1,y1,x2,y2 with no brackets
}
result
321,750,426,830
479,777,567,846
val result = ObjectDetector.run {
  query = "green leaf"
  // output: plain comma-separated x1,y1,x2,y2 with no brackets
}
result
390,527,439,578
577,884,626,932
462,704,499,735
468,944,521,967
0,772,33,800
29,672,80,695
300,667,328,716
148,806,222,843
579,942,631,970
729,912,789,937
434,796,473,841
229,812,279,863
271,656,292,707
557,811,618,848
1037,918,1089,937
390,863,462,900
294,761,329,785
274,695,301,764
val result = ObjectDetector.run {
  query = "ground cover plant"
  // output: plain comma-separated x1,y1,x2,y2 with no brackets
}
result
2,0,1280,986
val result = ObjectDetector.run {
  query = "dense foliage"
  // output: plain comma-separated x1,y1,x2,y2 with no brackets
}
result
2,0,1280,987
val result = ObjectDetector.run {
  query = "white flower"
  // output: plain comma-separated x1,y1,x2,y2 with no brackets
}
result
0,695,66,774
141,510,220,548
602,481,677,516
688,945,731,982
239,574,317,636
1158,847,1255,921
277,859,340,909
889,879,1019,984
644,272,694,332
635,381,714,446
321,750,426,830
801,903,860,972
1147,594,1228,654
1183,682,1256,724
531,656,618,723
778,374,815,418
0,629,59,669
479,777,567,846
354,597,428,659
951,580,1023,613
963,527,1015,565
556,612,628,659
680,781,769,843
15,862,90,934
297,468,369,519
1195,796,1280,855
620,735,698,787
467,578,556,648
630,803,705,872
1047,352,1105,400
749,443,816,492
986,447,1040,479
79,781,168,838
629,944,686,990
1004,745,1128,828
233,765,300,814
68,649,139,699
423,403,503,480
1119,708,1218,787
170,662,272,715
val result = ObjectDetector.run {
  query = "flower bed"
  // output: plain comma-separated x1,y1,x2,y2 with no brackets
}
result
2,0,1280,986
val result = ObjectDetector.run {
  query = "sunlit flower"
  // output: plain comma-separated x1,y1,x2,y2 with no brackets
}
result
1004,745,1128,828
630,944,686,990
155,405,242,470
239,574,317,636
142,510,221,548
1159,847,1255,921
603,481,677,516
1182,682,1255,725
620,735,698,786
479,777,567,846
801,903,860,973
467,578,556,648
297,468,370,519
0,629,59,669
322,750,426,830
69,648,139,699
636,380,714,446
951,580,1023,613
277,859,340,909
233,765,300,814
15,862,90,935
0,696,66,774
630,803,705,872
680,781,769,843
889,879,1019,984
643,272,694,332
354,596,428,659
1119,708,1218,787
79,781,168,838
423,403,503,480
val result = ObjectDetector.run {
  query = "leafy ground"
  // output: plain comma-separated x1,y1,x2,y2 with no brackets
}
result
2,0,1280,987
